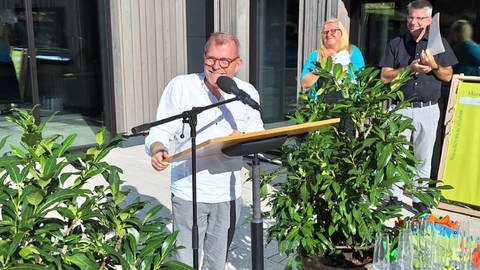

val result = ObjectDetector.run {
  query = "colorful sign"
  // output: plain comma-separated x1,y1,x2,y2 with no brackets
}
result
442,81,480,206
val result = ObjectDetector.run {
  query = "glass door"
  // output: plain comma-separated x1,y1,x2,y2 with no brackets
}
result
0,0,112,154
254,0,299,123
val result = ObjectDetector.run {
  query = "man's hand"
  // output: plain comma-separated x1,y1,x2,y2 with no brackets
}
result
420,49,438,70
418,49,453,82
410,58,432,74
151,150,170,172
230,129,242,136
150,142,170,172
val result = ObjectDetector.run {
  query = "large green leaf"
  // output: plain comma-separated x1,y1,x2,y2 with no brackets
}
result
0,240,10,257
82,167,105,180
9,145,27,159
36,188,90,215
7,233,25,259
376,144,393,169
140,256,153,270
33,220,64,236
26,187,44,206
0,136,8,151
5,165,21,184
161,260,194,270
56,134,77,158
143,204,164,224
39,157,59,180
9,265,53,270
19,246,40,259
19,200,34,229
64,253,98,270
95,128,106,146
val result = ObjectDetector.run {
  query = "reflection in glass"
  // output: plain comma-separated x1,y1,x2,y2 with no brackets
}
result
256,0,298,123
1,0,110,154
0,8,20,105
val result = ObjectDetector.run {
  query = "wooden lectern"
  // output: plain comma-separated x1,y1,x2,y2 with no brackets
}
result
169,118,340,161
169,118,340,270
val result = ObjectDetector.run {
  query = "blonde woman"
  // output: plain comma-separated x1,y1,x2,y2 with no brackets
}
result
448,19,480,76
301,18,365,90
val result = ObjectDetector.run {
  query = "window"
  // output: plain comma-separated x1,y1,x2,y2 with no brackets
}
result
357,1,480,67
253,0,299,123
0,0,112,154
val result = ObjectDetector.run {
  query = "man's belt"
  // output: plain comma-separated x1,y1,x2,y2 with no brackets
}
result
408,100,438,108
394,100,438,108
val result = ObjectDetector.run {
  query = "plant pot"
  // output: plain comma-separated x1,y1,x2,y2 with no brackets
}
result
301,254,374,270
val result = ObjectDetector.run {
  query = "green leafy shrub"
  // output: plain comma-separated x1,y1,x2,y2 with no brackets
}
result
262,59,450,268
0,108,191,269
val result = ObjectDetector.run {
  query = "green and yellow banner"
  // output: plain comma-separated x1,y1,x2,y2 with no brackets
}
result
442,81,480,206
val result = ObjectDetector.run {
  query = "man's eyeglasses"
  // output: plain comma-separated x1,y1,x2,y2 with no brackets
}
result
407,16,430,21
321,28,341,36
204,56,239,68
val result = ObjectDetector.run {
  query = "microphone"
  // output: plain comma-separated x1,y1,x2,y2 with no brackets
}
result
216,76,262,113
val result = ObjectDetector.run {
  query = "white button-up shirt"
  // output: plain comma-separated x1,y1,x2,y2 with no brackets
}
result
145,73,264,203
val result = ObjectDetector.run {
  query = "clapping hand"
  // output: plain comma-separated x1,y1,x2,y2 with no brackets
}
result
420,49,439,71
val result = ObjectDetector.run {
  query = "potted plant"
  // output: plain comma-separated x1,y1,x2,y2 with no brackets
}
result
0,107,191,269
261,59,447,269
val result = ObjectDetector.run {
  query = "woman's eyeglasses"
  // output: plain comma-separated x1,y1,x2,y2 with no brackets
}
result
204,56,239,68
321,28,341,36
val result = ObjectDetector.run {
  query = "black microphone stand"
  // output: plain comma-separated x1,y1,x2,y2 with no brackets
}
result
132,97,239,270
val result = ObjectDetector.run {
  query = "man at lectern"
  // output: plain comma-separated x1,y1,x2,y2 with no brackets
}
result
145,32,264,269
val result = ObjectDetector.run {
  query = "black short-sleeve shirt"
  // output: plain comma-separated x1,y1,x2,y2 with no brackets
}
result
379,31,458,102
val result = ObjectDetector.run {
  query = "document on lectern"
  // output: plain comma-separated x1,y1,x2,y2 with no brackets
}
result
168,118,340,162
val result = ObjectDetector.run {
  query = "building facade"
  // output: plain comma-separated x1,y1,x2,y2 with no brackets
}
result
0,0,478,150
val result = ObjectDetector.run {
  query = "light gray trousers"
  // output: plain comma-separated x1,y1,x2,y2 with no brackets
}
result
171,195,241,270
391,104,440,202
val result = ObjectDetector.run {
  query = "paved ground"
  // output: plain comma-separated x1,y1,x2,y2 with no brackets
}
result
104,142,480,270
104,143,289,269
